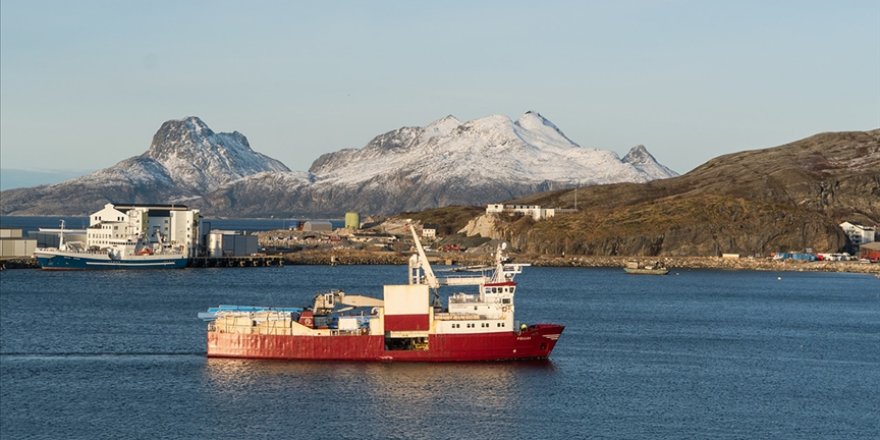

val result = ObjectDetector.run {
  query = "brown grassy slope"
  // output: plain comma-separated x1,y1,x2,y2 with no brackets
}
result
493,129,879,256
399,205,484,236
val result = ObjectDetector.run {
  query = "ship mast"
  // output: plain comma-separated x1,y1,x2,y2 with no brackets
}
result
58,219,66,251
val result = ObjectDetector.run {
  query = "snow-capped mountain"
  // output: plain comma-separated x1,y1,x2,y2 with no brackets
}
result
1,112,677,216
310,112,665,187
144,117,289,192
0,117,290,215
622,145,678,180
200,112,678,216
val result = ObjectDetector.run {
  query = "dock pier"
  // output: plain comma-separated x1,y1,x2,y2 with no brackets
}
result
188,255,284,268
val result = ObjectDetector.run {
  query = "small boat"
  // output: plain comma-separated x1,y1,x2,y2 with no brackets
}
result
200,225,564,362
34,220,187,270
623,260,669,275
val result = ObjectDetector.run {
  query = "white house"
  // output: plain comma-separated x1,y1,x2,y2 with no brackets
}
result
839,222,876,248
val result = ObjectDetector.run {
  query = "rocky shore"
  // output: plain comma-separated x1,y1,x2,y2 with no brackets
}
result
4,252,876,274
525,255,880,274
281,250,880,275
0,258,39,270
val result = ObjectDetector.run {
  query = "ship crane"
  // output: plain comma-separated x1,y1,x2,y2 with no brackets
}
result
408,224,442,306
311,290,384,315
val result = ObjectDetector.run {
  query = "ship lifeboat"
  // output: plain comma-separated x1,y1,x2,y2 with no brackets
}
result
137,248,154,256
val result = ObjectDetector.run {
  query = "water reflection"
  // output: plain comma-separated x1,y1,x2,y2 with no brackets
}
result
204,358,555,393
203,358,557,438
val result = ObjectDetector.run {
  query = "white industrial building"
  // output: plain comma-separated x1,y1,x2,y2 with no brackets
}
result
839,221,876,250
205,230,259,257
86,203,201,257
0,228,37,259
303,221,334,232
486,204,556,220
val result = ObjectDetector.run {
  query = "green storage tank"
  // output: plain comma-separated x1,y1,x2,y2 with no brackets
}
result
345,211,360,230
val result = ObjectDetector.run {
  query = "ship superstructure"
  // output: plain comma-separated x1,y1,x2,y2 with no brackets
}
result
202,225,564,361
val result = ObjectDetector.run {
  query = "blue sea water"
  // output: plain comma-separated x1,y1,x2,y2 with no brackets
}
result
1,266,878,439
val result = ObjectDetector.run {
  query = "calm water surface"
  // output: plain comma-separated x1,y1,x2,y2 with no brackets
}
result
1,267,878,439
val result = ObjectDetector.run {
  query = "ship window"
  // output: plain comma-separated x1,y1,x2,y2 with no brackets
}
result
502,298,511,304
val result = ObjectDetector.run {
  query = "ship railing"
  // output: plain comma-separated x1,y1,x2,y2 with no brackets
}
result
434,313,482,321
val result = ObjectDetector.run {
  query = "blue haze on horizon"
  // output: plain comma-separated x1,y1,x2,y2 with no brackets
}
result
1,0,878,190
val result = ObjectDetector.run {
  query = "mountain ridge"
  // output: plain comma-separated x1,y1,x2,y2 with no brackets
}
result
201,111,677,216
2,113,677,216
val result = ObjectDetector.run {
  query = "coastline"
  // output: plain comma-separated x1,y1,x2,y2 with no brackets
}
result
4,252,878,274
526,255,880,274
279,250,880,275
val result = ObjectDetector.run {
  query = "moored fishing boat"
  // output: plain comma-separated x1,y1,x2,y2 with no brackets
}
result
34,221,187,270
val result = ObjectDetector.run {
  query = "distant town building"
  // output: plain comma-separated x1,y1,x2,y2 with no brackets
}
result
422,228,436,240
839,221,876,251
206,230,259,257
486,204,556,220
0,228,36,259
303,220,334,232
860,242,880,262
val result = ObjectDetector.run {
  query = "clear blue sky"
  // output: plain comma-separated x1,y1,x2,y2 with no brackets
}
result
2,0,878,180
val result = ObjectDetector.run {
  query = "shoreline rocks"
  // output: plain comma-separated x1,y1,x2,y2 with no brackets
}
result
281,250,879,274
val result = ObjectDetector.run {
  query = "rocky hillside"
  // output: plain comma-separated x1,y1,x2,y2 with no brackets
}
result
449,129,880,256
1,117,289,215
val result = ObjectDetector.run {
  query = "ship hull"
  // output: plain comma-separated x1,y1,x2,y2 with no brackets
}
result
34,251,188,270
207,324,564,362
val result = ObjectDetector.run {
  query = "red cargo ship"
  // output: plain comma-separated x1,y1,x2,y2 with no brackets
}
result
201,226,564,362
